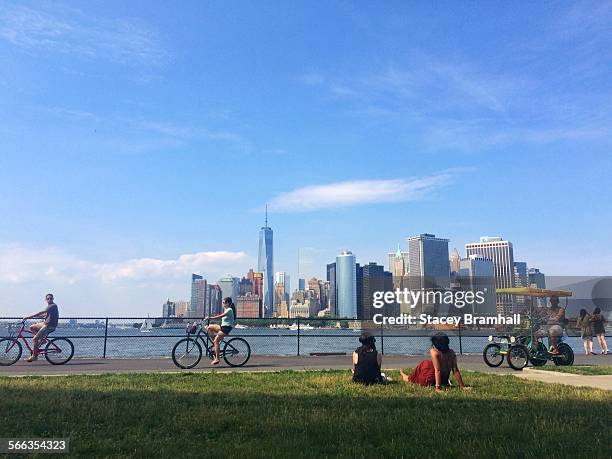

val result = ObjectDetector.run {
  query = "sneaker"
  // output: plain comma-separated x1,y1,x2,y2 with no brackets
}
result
590,352,597,355
26,354,38,362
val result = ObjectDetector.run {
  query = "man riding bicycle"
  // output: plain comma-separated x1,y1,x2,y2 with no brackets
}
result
533,295,565,354
22,293,59,362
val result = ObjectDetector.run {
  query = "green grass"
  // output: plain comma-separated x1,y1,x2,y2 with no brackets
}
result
1,370,611,458
534,365,612,375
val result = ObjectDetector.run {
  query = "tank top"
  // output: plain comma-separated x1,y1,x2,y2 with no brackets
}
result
353,350,381,385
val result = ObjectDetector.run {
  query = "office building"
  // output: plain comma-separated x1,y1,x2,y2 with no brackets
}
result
218,275,239,304
387,246,408,277
465,237,515,314
207,284,222,316
336,251,357,318
298,278,306,290
407,234,450,314
274,282,289,318
258,211,274,317
289,302,310,318
162,299,175,318
528,268,546,288
190,274,207,318
359,262,395,320
326,262,337,316
275,271,291,305
236,292,260,318
529,268,546,307
174,300,190,317
457,255,496,315
450,248,461,274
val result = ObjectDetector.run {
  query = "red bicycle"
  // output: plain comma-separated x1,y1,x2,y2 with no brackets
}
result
0,321,74,366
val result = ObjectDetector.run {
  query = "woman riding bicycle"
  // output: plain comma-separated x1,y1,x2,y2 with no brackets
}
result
205,297,236,365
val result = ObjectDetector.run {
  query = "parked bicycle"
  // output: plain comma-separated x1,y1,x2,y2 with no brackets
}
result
172,319,251,369
0,321,74,366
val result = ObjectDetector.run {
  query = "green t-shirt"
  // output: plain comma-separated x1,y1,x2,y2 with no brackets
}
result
221,307,235,327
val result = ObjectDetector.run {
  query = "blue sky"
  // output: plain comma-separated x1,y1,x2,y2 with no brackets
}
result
1,0,611,316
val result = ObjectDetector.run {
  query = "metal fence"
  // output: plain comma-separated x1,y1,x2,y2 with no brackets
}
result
0,317,608,359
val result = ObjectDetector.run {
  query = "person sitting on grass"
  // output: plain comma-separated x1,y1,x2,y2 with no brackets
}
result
204,297,236,365
400,333,471,392
352,332,388,385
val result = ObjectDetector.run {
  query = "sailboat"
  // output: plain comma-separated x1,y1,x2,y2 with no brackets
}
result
140,317,153,333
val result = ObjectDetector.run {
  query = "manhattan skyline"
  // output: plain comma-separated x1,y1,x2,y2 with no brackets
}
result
1,1,612,316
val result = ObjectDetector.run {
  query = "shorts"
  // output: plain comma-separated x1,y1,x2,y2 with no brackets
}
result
35,325,56,341
220,326,233,335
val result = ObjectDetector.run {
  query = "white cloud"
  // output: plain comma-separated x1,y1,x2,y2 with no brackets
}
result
267,172,458,212
0,3,166,65
0,244,251,285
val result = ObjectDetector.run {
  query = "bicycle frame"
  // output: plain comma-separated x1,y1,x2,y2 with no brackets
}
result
6,321,60,355
187,321,239,358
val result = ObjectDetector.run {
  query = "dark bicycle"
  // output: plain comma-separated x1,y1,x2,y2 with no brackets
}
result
171,319,251,369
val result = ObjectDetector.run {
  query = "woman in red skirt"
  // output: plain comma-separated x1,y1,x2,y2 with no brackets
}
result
400,333,471,392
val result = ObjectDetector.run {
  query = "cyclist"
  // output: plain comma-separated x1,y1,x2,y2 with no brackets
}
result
22,293,59,362
205,297,236,365
546,296,565,354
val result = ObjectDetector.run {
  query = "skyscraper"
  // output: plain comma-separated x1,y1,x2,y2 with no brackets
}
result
387,246,408,277
298,278,306,291
275,271,291,304
207,284,222,316
407,234,450,314
457,255,496,315
359,262,394,320
190,274,207,318
258,209,274,317
528,268,546,308
326,262,337,316
465,236,515,314
336,251,357,318
218,274,239,304
450,248,461,274
528,268,546,288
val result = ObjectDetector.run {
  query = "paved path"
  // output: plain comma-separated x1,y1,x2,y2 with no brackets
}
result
516,368,612,390
1,353,609,377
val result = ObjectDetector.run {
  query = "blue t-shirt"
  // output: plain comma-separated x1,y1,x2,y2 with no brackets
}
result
45,303,59,328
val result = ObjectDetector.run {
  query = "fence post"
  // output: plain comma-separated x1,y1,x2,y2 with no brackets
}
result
297,317,300,356
102,318,109,359
380,320,384,355
458,322,463,355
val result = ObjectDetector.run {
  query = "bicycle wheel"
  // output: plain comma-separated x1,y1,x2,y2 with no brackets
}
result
45,338,74,365
530,343,548,367
553,343,574,366
507,345,529,371
0,338,22,366
172,338,202,369
483,343,504,367
222,338,251,367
